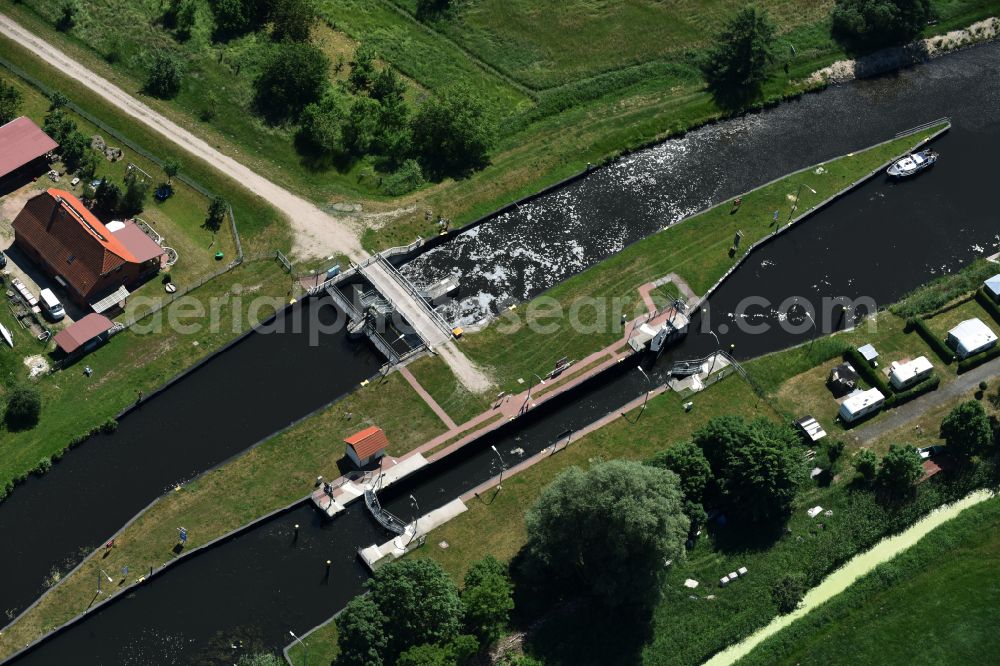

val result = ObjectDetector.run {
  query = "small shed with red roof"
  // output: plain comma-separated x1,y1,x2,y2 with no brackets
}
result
53,313,114,356
0,117,58,183
345,426,388,467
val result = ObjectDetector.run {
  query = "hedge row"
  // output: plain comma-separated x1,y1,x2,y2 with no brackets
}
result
844,348,891,395
905,316,955,365
958,346,1000,374
885,374,940,408
975,287,1000,326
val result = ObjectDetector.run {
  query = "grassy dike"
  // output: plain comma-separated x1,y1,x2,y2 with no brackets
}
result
737,494,1000,666
455,123,947,394
0,39,292,494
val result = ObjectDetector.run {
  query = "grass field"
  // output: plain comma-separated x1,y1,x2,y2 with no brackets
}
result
456,125,945,395
738,494,1000,666
1,1,992,255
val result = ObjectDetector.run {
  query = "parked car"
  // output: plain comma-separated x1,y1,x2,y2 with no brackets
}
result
39,288,65,321
70,177,80,187
917,445,945,460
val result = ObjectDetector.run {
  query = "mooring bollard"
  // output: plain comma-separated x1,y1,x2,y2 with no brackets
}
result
294,524,300,541
325,559,332,581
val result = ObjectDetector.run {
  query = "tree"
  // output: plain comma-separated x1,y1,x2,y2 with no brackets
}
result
693,416,805,522
371,67,406,105
49,90,69,111
877,443,923,497
382,159,425,196
461,555,513,645
121,171,150,216
349,43,378,93
647,441,712,503
854,448,879,482
771,572,807,613
701,6,776,107
43,109,78,146
254,42,329,122
205,195,228,231
335,595,388,666
297,93,347,158
344,96,383,156
832,0,932,51
367,559,464,660
412,85,496,179
211,0,255,37
5,384,42,430
175,0,198,40
95,179,122,214
416,0,451,20
0,80,23,125
57,0,78,32
525,459,689,608
396,636,476,666
146,53,183,99
940,400,992,461
270,0,314,42
77,150,100,182
60,131,91,173
163,158,181,183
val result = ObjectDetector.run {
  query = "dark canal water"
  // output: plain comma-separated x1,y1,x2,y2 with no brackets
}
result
0,298,382,622
6,43,1000,665
402,42,1000,327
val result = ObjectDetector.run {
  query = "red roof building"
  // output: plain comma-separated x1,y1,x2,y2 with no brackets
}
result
53,313,114,355
0,117,58,181
11,189,163,310
345,426,388,467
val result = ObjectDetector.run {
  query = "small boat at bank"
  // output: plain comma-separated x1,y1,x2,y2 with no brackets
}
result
887,150,938,178
0,323,13,348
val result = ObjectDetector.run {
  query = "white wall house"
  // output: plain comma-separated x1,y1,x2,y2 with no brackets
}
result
985,274,1000,302
889,356,934,390
839,388,885,423
947,318,998,359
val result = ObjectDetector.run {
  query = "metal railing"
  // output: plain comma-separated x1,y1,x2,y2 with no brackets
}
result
895,117,950,138
363,488,408,535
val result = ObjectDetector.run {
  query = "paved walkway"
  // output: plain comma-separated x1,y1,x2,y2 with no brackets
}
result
399,367,457,430
852,356,1000,445
0,14,363,261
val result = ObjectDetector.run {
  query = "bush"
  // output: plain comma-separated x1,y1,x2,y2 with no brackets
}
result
854,448,879,482
844,348,890,395
906,316,954,364
205,196,228,231
382,160,425,196
5,384,42,430
877,443,923,497
831,0,932,51
145,53,183,99
33,457,52,476
975,287,1000,326
885,374,939,409
771,572,807,613
297,93,347,159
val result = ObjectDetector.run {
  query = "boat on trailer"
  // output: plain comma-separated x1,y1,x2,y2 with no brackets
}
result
887,150,938,178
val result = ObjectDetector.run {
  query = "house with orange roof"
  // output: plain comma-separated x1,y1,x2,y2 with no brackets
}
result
11,188,165,312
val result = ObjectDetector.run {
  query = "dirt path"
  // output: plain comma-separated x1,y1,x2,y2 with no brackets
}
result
0,14,364,261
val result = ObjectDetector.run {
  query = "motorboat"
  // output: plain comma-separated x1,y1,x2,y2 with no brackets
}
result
887,149,937,178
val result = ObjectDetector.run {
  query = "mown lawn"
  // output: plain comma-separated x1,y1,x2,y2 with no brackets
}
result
458,125,945,395
0,367,445,658
739,494,1000,666
405,354,494,426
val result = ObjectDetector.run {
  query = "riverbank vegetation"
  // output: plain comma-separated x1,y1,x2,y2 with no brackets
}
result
0,1,993,253
738,493,1000,665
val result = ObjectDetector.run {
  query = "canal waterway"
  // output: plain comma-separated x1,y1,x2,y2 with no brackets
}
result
11,107,1000,664
6,42,1000,664
402,42,1000,327
0,297,383,622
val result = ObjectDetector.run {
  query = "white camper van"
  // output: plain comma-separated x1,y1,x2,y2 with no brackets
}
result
39,288,65,321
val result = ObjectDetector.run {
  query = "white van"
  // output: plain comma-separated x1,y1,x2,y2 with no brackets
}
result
39,288,65,321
